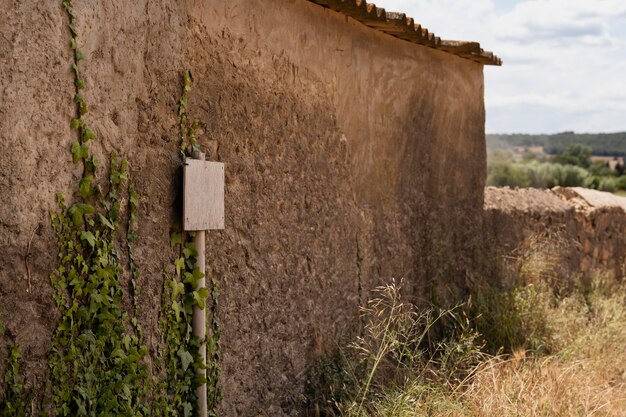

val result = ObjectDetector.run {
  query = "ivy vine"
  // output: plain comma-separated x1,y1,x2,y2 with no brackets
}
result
155,71,222,416
206,275,221,413
3,3,222,416
179,71,222,415
127,176,142,337
47,1,149,415
1,306,43,416
49,169,149,416
178,70,200,159
1,345,31,417
155,233,204,416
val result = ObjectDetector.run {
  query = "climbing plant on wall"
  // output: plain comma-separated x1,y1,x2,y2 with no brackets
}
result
0,311,32,417
156,232,204,416
47,1,149,415
0,345,29,417
2,3,222,415
155,71,222,417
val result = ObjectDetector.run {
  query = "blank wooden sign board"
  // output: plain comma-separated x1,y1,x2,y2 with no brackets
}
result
183,159,225,231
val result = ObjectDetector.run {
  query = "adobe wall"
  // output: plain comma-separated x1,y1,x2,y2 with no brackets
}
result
484,187,626,283
0,0,486,414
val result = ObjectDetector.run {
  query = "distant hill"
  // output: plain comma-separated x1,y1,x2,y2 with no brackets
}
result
487,132,626,156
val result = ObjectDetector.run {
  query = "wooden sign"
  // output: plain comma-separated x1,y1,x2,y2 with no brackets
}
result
183,159,225,231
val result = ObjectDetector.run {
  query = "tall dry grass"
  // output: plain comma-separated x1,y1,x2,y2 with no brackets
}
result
461,279,626,417
306,233,626,417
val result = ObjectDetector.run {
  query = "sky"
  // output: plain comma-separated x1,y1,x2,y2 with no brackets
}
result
371,0,626,134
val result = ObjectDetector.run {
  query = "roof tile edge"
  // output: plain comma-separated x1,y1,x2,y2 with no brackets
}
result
307,0,502,66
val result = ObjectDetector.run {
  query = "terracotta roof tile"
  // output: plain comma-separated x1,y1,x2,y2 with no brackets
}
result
308,0,502,65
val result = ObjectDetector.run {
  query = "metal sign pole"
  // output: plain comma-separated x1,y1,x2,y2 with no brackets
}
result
191,150,207,417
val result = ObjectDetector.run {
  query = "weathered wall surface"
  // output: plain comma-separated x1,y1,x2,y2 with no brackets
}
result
484,187,626,282
0,0,486,415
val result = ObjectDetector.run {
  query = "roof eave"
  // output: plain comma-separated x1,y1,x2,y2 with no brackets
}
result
308,0,502,66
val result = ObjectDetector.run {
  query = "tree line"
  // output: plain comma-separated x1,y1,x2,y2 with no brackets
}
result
487,132,626,156
487,144,626,193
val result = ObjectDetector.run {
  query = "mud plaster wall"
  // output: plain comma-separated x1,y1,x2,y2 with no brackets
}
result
0,0,486,415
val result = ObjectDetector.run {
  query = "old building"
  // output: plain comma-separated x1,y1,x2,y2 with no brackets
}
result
0,0,501,415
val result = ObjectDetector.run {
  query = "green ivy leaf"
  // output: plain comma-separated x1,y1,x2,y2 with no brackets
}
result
183,70,192,91
197,287,209,299
80,330,96,344
70,118,82,129
75,78,86,89
111,348,126,359
79,231,96,249
69,203,95,226
75,49,85,61
129,190,139,207
171,281,185,301
174,257,185,276
178,347,193,371
84,154,99,176
82,127,96,142
79,101,88,116
171,301,182,322
193,288,209,309
96,266,114,281
98,213,114,230
122,384,131,400
71,141,89,163
170,232,182,247
183,267,204,288
79,175,93,198
183,402,193,417
182,243,197,259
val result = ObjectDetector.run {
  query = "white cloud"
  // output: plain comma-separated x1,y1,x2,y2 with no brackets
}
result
370,0,626,133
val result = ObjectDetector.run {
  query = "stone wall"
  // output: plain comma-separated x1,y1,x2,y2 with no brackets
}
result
0,0,487,415
484,187,626,282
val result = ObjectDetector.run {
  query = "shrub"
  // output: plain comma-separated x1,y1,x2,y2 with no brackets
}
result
486,157,589,189
584,175,601,189
589,160,615,177
557,164,588,187
553,144,592,168
599,176,617,192
487,160,531,188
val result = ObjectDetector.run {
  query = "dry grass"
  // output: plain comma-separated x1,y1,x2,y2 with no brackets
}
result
306,237,626,417
461,283,626,417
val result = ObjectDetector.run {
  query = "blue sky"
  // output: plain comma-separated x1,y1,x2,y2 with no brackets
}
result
371,0,626,134
493,0,518,13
